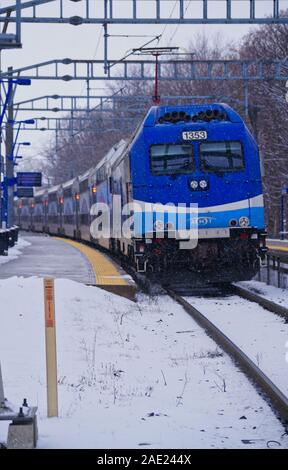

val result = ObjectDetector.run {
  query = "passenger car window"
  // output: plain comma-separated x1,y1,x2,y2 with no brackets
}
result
200,141,244,172
150,144,194,175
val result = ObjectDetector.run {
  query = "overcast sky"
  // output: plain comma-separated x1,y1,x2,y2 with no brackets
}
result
0,0,286,167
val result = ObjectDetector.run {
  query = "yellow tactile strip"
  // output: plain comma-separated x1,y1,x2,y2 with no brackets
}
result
267,245,288,252
54,238,128,286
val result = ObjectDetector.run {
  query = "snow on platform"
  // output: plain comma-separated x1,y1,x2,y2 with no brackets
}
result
0,277,287,449
0,238,31,266
0,234,136,300
267,239,288,253
0,234,96,285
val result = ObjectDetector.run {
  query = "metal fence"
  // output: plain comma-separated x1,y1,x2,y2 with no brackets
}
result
257,253,288,289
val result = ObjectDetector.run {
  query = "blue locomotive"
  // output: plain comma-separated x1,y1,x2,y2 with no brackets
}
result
16,103,267,283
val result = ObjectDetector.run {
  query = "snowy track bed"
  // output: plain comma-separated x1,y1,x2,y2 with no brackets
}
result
185,291,288,399
0,277,287,448
238,280,288,310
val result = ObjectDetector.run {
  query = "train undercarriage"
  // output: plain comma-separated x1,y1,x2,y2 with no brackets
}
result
129,229,267,283
18,221,267,285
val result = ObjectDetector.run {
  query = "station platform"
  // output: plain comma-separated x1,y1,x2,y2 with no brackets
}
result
267,239,288,253
0,233,136,300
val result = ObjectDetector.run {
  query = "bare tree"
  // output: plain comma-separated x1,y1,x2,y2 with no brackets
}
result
240,13,288,235
38,27,288,236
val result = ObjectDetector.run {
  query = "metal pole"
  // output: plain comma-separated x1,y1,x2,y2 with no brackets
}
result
277,257,281,288
55,119,59,149
280,191,285,240
86,73,90,111
104,0,108,74
104,23,108,74
153,53,160,105
5,67,14,228
0,361,5,407
70,110,75,178
0,78,14,228
244,81,249,117
15,0,21,45
0,49,2,227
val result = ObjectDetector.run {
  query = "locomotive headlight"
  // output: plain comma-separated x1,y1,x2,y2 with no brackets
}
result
190,180,198,190
199,179,208,189
239,216,249,227
154,220,164,231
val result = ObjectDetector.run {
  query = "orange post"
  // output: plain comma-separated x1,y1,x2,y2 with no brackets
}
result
44,278,58,417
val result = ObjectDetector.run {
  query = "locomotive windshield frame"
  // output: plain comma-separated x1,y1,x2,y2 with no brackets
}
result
199,140,245,172
149,143,195,176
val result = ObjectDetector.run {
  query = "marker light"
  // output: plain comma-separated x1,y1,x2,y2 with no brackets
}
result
75,193,80,201
240,233,249,240
190,180,198,190
92,185,97,194
239,216,249,227
199,180,208,189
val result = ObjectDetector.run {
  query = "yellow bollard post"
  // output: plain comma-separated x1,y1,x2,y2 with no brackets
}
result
44,278,58,418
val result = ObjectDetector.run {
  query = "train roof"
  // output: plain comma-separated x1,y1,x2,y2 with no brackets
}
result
79,169,91,182
29,140,127,197
33,187,48,198
143,103,243,127
95,139,127,170
62,177,76,189
48,184,61,194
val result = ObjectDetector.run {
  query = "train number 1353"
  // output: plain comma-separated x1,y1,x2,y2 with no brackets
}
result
182,130,208,140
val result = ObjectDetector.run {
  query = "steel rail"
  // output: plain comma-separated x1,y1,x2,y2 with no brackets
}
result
231,284,288,320
167,289,288,426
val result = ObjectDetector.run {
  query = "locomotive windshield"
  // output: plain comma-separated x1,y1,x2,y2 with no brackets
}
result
200,141,244,172
150,144,194,176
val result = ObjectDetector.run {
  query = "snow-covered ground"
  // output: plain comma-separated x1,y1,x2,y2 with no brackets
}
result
0,276,287,449
0,238,31,265
189,283,288,397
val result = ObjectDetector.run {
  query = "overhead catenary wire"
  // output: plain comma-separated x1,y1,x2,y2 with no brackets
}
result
167,0,193,46
53,86,127,155
158,0,179,47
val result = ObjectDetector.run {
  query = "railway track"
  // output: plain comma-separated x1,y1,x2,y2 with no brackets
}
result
231,284,288,321
123,264,288,427
166,288,288,429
